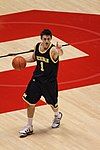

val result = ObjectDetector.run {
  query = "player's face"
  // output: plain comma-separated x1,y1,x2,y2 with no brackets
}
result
41,35,52,48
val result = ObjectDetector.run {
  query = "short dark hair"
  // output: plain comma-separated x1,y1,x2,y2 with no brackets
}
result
40,29,52,39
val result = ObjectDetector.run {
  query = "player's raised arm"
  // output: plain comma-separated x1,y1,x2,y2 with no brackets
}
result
50,42,63,61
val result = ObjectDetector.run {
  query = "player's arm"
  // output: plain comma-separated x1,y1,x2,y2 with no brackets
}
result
25,47,36,63
51,42,63,61
55,42,63,56
25,52,35,63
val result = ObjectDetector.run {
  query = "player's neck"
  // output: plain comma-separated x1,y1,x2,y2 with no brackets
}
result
41,43,51,51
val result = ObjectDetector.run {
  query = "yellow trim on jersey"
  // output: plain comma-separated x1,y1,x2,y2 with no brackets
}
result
22,94,36,106
39,43,52,54
50,104,59,109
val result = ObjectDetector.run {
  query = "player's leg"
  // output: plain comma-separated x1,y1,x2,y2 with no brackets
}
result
50,105,63,128
19,78,41,137
19,104,35,138
42,80,63,128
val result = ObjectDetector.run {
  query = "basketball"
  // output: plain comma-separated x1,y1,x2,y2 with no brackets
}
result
12,56,26,71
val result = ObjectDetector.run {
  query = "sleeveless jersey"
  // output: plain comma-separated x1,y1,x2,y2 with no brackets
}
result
33,42,59,82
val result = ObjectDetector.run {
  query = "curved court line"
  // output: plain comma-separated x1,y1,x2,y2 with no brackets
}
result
0,73,100,87
1,21,100,36
0,22,100,87
68,37,100,45
58,73,100,85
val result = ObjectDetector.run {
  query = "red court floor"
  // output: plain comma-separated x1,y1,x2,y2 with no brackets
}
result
0,10,100,113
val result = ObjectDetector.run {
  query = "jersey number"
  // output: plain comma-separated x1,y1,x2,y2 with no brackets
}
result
40,62,44,71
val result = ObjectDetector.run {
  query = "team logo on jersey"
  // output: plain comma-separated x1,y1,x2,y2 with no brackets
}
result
36,56,49,63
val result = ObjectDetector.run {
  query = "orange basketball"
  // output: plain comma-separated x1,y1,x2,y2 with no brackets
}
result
12,56,26,71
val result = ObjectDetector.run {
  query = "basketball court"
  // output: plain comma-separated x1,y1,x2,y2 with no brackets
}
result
0,0,100,150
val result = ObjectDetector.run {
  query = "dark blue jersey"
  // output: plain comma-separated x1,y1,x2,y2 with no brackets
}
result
33,43,59,82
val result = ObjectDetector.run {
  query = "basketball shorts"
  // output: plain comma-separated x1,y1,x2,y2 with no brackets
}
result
22,77,58,108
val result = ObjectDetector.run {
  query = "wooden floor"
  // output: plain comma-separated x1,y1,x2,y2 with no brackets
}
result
0,0,100,15
0,1,100,150
0,84,100,150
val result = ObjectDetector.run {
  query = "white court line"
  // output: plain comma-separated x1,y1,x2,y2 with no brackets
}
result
0,36,88,72
1,37,100,87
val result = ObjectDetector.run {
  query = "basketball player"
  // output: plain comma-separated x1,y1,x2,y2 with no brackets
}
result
19,29,63,137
